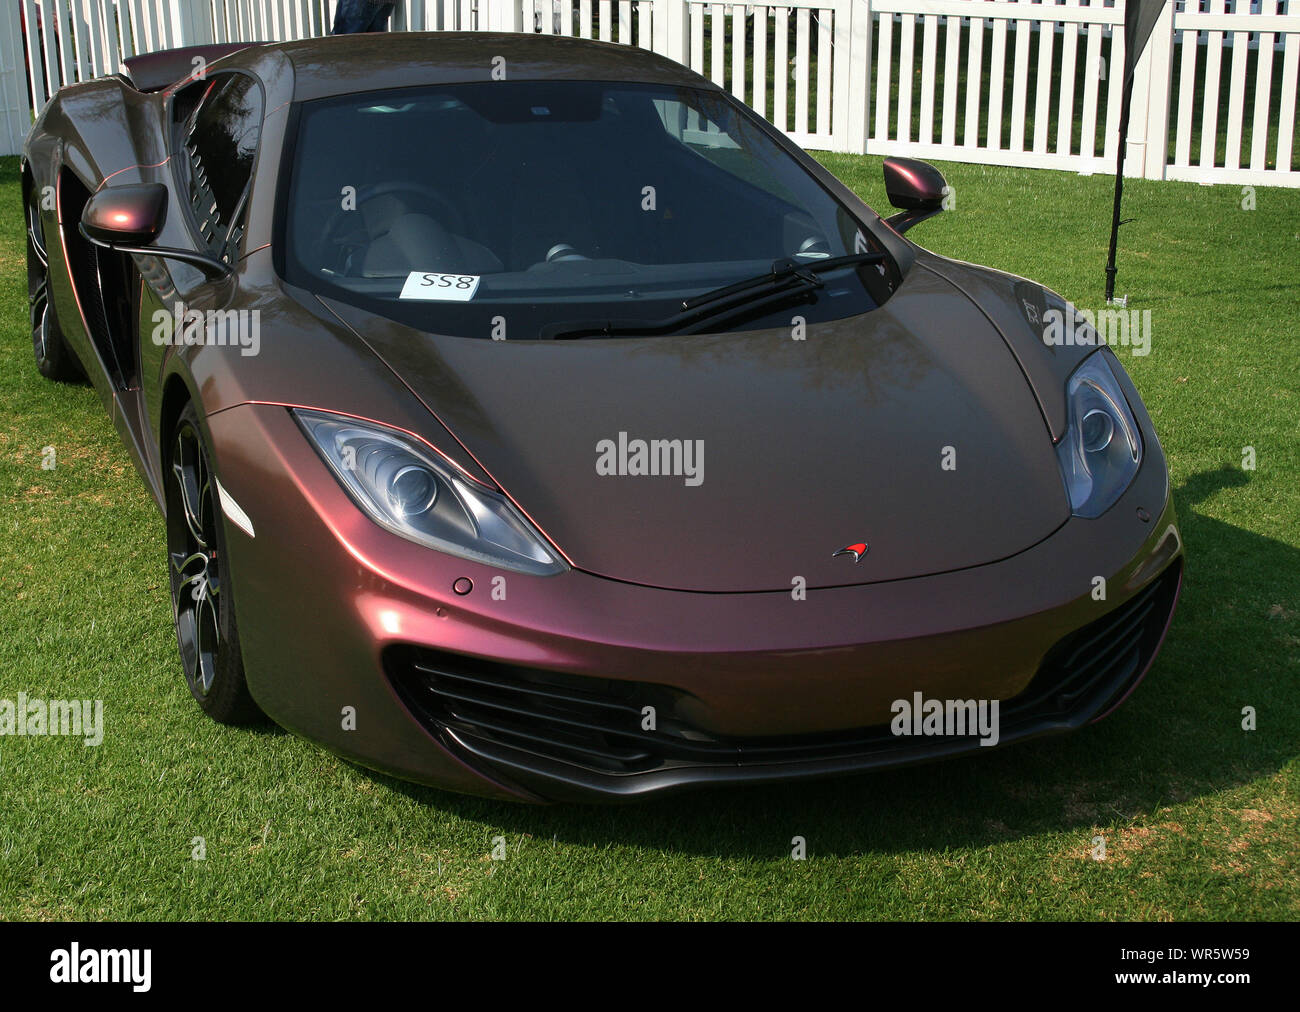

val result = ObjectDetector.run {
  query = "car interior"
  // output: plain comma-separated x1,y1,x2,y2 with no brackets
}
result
292,83,832,285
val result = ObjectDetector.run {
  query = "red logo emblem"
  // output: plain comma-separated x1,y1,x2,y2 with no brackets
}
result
832,542,868,563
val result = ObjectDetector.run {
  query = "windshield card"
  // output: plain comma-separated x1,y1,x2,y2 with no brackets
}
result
399,272,481,302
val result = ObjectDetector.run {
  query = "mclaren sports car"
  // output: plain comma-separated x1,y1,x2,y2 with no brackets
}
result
22,32,1183,802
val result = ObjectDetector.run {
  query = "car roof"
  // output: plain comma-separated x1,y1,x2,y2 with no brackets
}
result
268,31,715,101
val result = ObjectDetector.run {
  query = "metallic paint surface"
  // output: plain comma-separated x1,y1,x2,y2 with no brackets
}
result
319,262,1074,592
207,400,1178,801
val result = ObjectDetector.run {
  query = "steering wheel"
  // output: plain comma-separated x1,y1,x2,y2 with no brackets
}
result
796,235,831,259
315,181,469,275
350,181,468,235
544,243,589,263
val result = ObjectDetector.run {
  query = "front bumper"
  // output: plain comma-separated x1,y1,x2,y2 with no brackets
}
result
206,402,1182,803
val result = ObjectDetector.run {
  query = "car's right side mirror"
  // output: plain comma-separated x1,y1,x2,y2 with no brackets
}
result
882,157,948,234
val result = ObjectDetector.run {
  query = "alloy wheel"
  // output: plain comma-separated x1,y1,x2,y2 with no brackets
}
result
27,198,51,362
169,421,222,697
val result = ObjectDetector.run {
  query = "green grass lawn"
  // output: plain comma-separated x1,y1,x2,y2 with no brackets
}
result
0,152,1297,920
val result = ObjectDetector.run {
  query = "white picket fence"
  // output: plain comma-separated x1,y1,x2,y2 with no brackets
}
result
0,0,1296,186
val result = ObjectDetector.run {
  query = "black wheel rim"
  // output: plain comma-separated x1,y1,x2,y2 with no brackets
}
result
168,423,222,697
27,199,50,361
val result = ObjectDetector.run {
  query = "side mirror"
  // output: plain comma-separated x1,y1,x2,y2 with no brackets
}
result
882,157,948,234
79,182,232,279
81,183,168,244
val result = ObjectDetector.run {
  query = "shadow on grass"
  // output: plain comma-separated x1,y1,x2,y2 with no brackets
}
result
357,464,1297,858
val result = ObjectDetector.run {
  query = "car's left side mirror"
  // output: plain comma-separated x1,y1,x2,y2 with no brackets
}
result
882,157,948,234
81,183,168,245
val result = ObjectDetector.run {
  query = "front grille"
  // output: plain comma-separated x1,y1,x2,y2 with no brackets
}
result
387,656,673,774
1007,558,1181,721
385,561,1181,786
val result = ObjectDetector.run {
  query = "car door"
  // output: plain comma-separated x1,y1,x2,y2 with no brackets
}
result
140,69,266,457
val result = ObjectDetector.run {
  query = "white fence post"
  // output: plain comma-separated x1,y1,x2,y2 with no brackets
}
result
173,1,217,46
844,0,871,155
0,1,29,159
486,0,524,31
1125,0,1154,177
654,0,688,63
1142,0,1176,181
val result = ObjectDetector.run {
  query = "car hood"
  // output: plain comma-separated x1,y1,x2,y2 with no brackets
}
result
319,263,1070,592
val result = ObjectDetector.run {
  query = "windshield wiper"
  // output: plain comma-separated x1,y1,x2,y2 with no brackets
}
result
538,251,885,340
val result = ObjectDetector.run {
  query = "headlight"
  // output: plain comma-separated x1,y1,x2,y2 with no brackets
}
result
294,410,566,576
1055,351,1142,518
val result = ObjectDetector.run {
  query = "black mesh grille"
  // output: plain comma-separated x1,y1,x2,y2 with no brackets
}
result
1013,562,1178,721
386,561,1181,783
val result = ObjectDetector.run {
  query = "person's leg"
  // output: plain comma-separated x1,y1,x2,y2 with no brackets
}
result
331,0,374,34
365,3,396,32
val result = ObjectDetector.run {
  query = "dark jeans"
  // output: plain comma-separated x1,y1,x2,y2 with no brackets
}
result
331,0,396,34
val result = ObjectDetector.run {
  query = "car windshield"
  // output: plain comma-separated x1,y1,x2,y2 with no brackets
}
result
280,80,894,338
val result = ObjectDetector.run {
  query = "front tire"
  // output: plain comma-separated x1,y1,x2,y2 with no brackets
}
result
166,404,262,724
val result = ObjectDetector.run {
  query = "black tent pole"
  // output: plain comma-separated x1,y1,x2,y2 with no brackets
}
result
1104,66,1137,305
